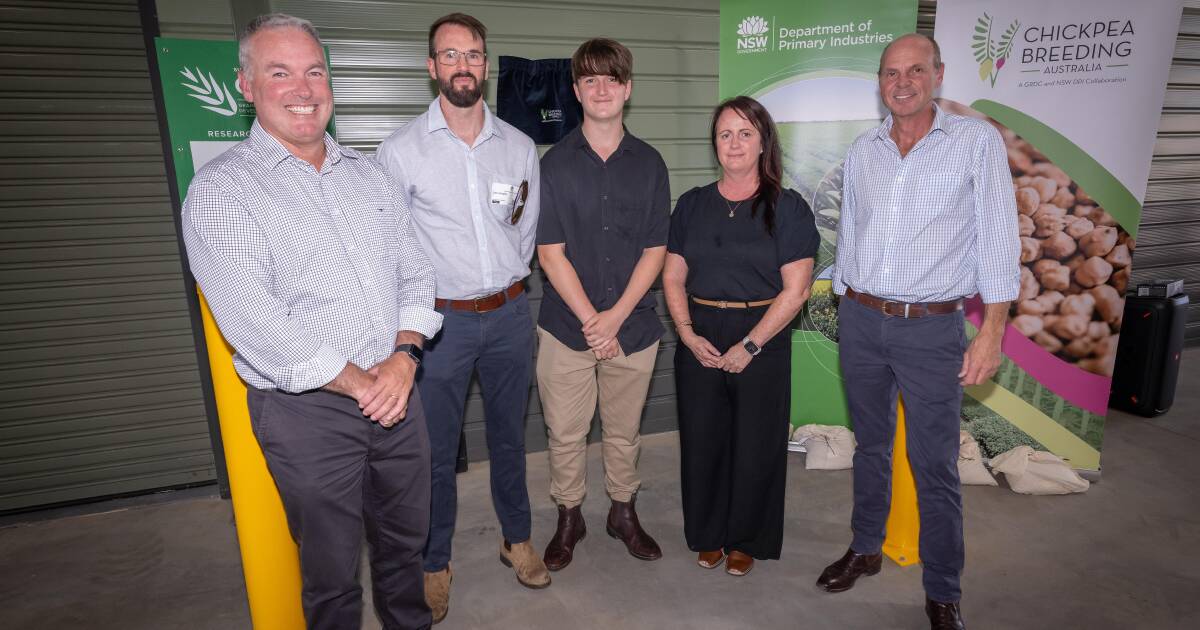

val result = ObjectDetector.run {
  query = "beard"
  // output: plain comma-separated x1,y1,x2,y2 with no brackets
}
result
438,72,482,108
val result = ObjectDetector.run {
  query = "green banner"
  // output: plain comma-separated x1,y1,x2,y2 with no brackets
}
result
154,37,335,194
719,0,918,429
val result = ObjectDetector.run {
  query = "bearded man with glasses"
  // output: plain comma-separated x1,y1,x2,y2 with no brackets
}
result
376,12,547,626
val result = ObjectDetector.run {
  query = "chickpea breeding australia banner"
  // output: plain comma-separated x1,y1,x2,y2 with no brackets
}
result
933,0,1183,472
719,0,918,431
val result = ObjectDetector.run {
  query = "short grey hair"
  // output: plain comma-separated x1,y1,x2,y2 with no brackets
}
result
238,13,323,75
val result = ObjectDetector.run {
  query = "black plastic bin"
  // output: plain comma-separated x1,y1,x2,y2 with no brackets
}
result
1110,291,1189,416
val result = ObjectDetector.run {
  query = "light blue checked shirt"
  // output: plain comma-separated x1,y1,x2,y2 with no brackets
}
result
375,99,540,300
183,121,442,392
833,104,1020,304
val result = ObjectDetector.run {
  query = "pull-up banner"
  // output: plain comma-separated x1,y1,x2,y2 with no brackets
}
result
934,0,1183,472
718,0,919,433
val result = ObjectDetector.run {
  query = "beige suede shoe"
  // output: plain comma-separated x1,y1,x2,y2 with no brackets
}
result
423,565,452,624
499,540,552,589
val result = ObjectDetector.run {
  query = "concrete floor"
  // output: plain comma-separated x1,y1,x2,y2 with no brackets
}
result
3,349,1199,630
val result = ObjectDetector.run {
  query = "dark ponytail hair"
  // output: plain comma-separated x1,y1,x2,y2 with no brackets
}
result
709,95,783,236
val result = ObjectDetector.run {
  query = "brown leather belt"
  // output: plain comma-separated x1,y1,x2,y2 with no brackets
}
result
844,287,962,318
691,296,775,309
436,281,523,313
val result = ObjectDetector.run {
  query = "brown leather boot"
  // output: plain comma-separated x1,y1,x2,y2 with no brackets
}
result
543,504,586,571
605,495,662,561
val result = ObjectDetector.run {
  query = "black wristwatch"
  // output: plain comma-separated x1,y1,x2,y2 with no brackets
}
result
742,336,761,356
394,343,423,366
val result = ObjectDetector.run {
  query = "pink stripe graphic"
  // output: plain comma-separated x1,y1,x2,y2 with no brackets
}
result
964,296,1111,415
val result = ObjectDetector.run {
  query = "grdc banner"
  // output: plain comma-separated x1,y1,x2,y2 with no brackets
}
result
934,0,1183,472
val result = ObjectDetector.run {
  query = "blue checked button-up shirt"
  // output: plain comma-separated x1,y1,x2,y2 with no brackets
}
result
182,121,443,392
833,104,1020,304
375,99,540,300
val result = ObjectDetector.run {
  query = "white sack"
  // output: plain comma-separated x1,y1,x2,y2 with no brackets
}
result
791,424,856,470
958,431,998,486
989,445,1090,495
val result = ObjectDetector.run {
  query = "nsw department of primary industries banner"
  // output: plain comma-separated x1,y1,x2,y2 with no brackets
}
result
718,0,918,432
934,0,1183,472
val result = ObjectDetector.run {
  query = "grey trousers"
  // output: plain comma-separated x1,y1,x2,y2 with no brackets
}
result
838,296,967,603
247,387,432,630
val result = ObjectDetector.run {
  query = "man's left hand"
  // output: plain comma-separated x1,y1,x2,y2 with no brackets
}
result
582,309,624,348
959,333,1003,386
360,353,418,427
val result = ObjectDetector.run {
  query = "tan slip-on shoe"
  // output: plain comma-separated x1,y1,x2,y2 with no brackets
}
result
424,565,452,624
499,540,552,589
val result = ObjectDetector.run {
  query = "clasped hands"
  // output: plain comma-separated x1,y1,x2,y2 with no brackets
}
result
582,309,623,360
680,330,753,373
331,352,419,428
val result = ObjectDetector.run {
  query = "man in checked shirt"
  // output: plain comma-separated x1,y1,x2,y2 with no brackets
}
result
817,34,1020,630
375,12,547,624
182,14,440,630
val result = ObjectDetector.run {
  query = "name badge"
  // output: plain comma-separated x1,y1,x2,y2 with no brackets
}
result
490,182,516,205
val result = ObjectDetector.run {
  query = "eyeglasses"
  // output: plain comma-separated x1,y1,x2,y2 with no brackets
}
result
435,49,487,67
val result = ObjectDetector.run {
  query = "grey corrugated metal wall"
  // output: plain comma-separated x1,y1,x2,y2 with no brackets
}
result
0,0,216,512
920,0,1200,344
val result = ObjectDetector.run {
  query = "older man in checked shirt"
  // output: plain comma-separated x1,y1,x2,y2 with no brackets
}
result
182,14,440,630
817,34,1020,630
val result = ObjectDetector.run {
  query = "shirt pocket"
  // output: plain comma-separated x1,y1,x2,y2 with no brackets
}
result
485,175,527,227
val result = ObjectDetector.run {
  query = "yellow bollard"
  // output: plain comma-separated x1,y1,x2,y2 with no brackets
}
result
882,396,920,567
197,290,306,629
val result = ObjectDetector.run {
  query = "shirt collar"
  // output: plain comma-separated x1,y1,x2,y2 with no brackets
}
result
874,101,949,142
425,97,502,143
570,124,636,157
248,119,354,170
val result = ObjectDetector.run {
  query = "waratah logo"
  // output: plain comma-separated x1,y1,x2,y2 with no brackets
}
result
737,16,769,37
971,13,1020,88
180,67,238,116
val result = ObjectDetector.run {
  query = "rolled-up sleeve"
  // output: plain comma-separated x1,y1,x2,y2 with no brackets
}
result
972,126,1021,303
182,179,346,392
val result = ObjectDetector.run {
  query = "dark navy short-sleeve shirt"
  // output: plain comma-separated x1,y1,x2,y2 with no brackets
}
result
536,127,671,353
667,183,819,301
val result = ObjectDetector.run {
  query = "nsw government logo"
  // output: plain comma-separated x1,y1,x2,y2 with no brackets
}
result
180,66,239,116
736,16,770,54
539,108,563,124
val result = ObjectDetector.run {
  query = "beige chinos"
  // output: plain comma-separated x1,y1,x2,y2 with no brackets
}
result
536,326,658,508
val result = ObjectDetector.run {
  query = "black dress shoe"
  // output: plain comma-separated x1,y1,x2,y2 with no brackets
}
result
816,548,882,593
543,504,586,571
606,495,662,561
926,598,966,630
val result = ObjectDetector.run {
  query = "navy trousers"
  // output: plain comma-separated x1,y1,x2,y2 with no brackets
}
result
838,296,966,603
247,387,432,630
418,293,534,572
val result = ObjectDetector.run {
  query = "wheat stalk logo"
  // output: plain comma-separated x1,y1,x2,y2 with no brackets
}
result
737,16,769,37
180,67,238,117
972,13,1019,87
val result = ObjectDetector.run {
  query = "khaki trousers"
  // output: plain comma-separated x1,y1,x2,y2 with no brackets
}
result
536,326,658,507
